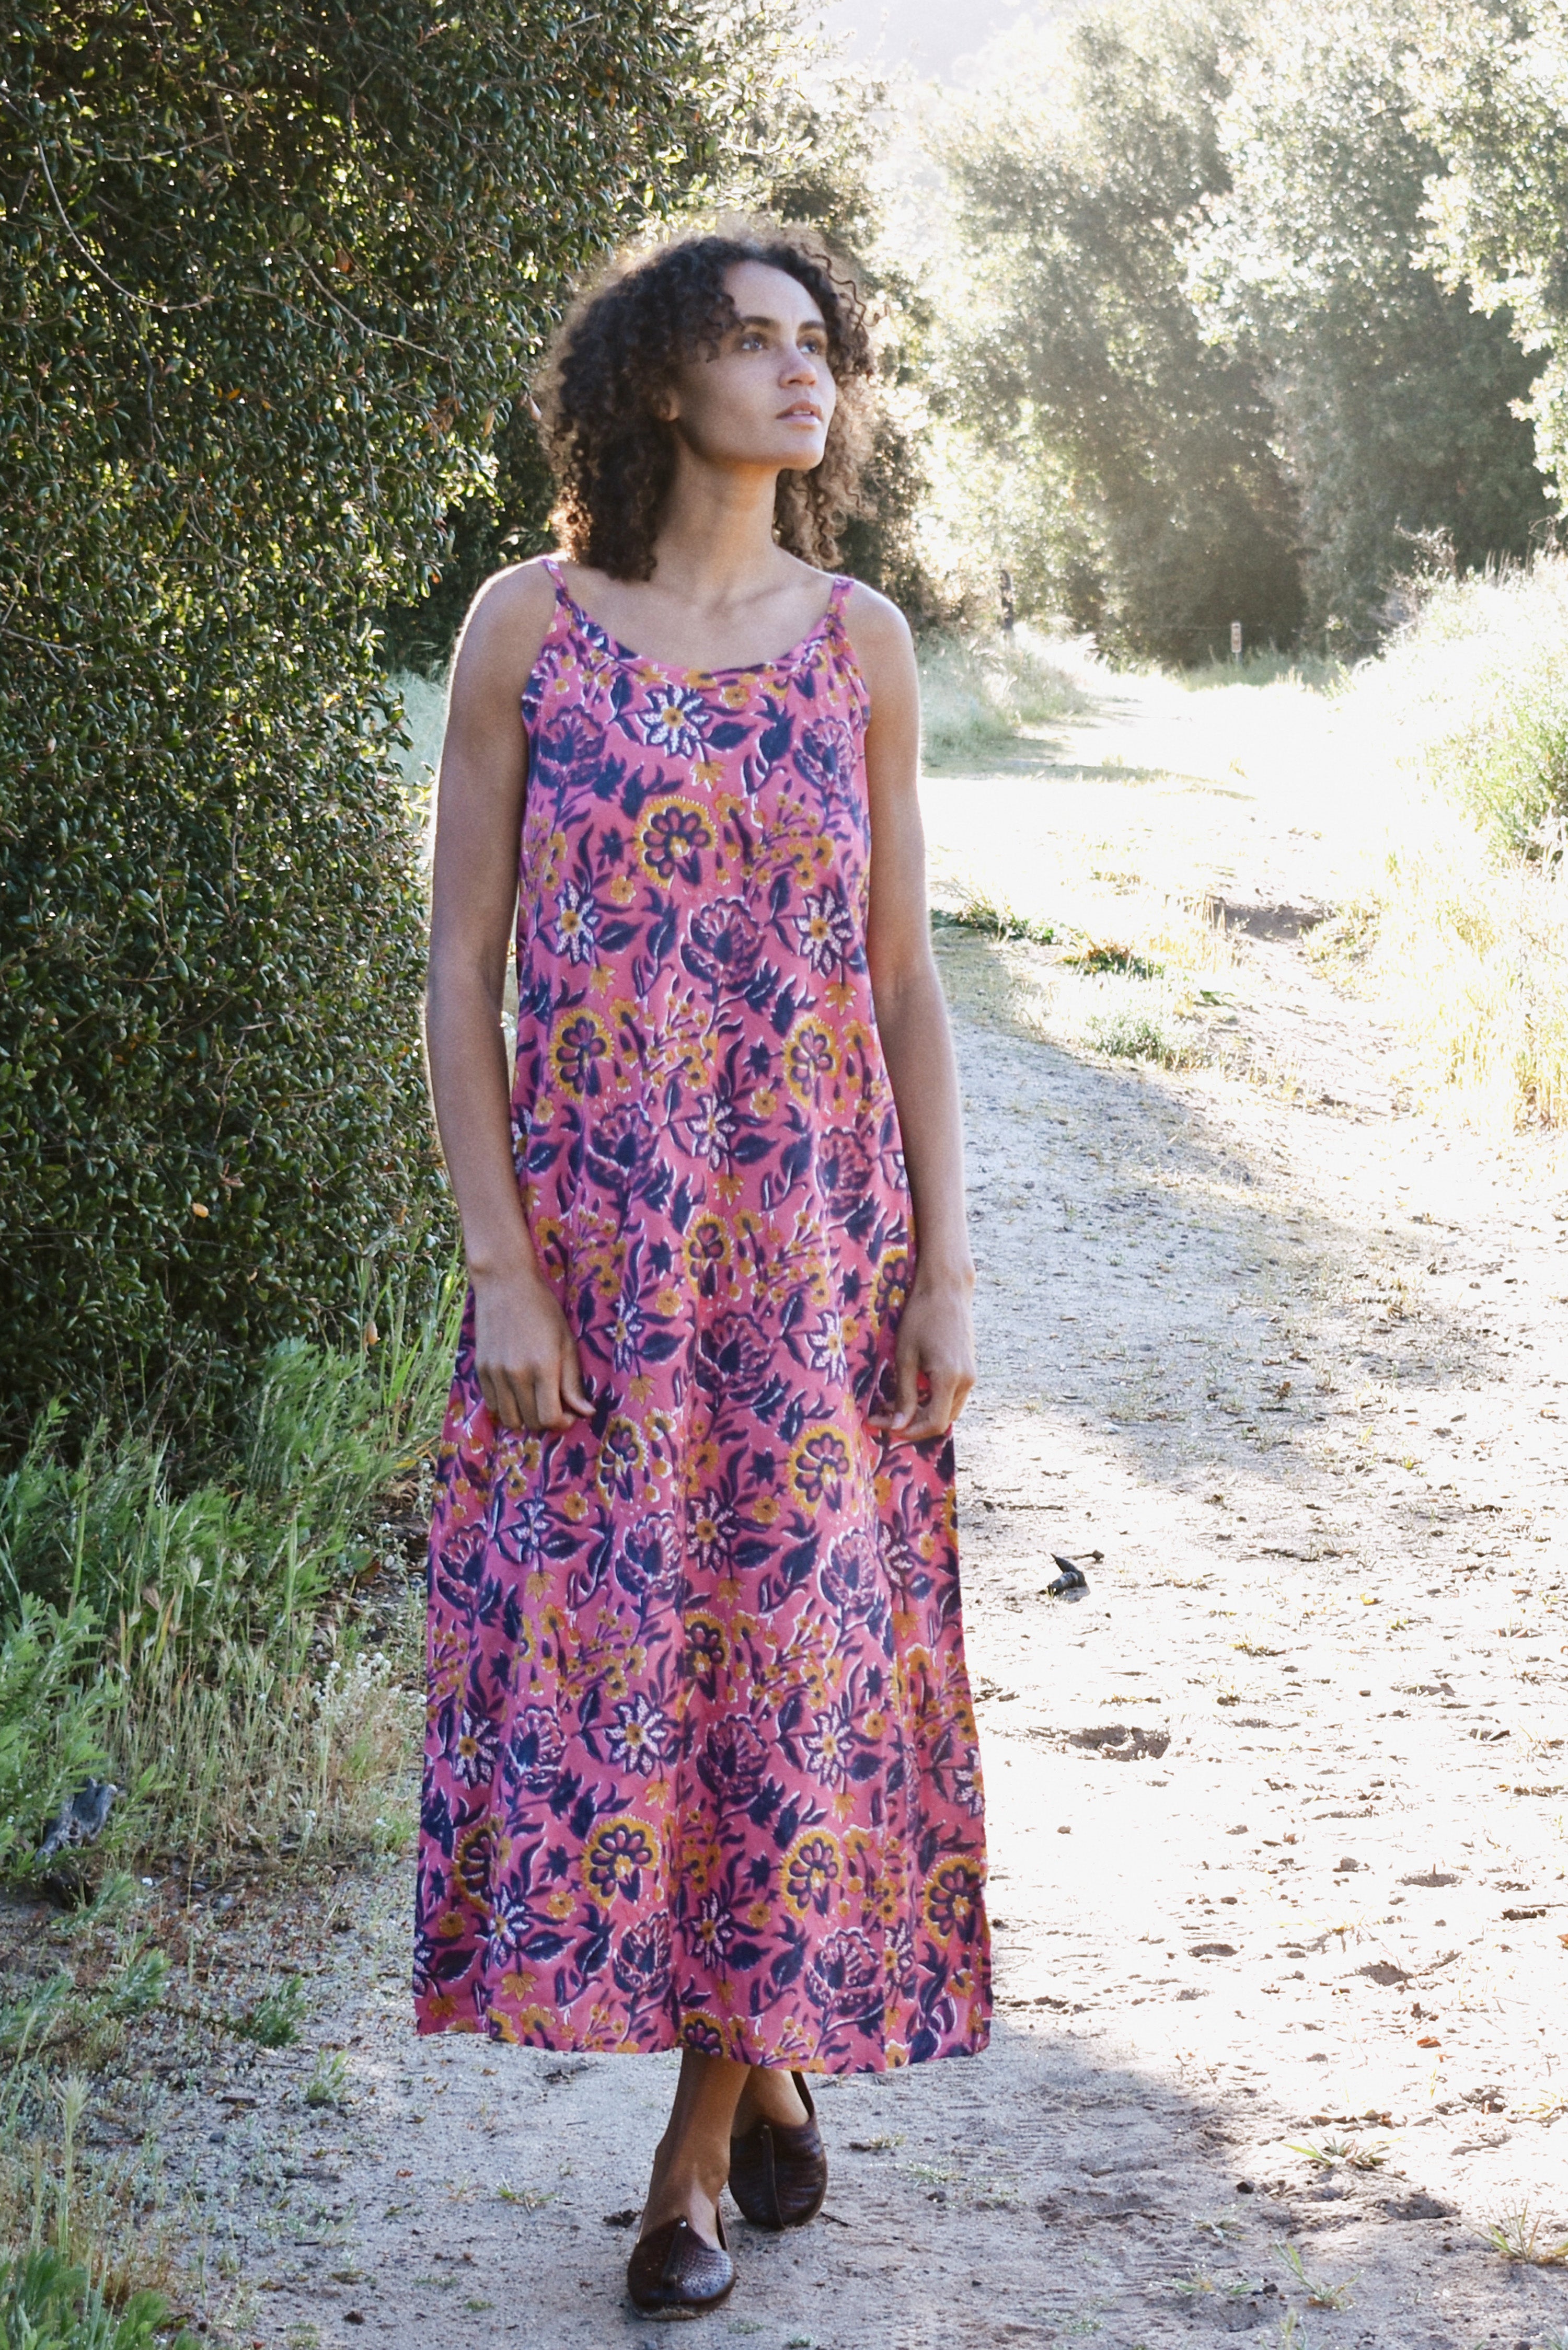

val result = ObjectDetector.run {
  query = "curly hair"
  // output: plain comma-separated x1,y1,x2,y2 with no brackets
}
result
539,221,876,580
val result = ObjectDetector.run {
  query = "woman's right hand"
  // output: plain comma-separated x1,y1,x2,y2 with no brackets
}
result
471,1266,594,1433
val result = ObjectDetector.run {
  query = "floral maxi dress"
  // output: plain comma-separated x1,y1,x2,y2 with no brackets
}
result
415,563,991,2073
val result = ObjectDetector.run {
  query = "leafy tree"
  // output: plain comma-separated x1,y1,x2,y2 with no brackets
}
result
1191,0,1549,649
1410,0,1568,511
1,1,714,1447
934,0,1304,663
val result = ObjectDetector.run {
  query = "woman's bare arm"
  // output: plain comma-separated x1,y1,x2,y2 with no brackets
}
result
845,585,977,1442
425,561,593,1432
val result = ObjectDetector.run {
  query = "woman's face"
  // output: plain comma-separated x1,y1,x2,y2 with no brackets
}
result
663,260,838,475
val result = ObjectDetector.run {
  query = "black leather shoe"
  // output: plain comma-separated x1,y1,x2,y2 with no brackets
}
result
728,2072,828,2230
626,2214,735,2316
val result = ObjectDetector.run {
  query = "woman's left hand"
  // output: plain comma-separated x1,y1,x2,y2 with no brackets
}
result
868,1276,976,1443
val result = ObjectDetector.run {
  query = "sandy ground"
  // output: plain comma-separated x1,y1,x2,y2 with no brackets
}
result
57,669,1568,2348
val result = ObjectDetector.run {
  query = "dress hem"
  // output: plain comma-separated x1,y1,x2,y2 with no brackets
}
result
412,2007,990,2077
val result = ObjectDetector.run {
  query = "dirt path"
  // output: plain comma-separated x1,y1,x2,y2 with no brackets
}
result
152,672,1568,2348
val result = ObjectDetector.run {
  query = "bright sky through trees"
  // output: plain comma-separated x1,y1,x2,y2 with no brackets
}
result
819,0,1081,78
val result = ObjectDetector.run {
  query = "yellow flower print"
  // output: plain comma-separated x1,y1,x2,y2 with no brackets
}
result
639,797,713,881
581,1816,658,1904
783,1017,840,1104
751,1494,780,1527
545,1888,575,1920
595,1413,647,1502
550,1008,611,1097
685,1217,731,1281
684,1612,727,1688
923,1857,984,1943
787,1425,854,1511
782,1829,842,1918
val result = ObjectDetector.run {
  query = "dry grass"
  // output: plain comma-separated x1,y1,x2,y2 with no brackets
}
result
104,1634,421,1882
1331,555,1568,1132
918,626,1095,767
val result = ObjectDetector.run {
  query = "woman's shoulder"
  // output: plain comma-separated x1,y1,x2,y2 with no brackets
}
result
449,558,563,701
467,555,561,636
836,578,915,692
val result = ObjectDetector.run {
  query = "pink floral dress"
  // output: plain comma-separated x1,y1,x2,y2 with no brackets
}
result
414,562,990,2073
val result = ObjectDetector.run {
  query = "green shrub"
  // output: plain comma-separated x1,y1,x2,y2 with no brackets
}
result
0,2,715,1447
0,2251,195,2350
1350,555,1568,851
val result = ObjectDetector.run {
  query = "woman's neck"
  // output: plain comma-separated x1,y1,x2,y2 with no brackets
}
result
648,450,791,614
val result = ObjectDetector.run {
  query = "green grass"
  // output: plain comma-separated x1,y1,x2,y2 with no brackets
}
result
932,893,1057,947
0,1259,460,1884
0,2250,197,2350
1066,942,1163,978
1086,1007,1199,1067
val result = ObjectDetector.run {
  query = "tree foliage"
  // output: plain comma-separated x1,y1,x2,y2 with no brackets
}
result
1,1,713,1445
1192,0,1548,648
935,0,1304,663
1411,0,1568,510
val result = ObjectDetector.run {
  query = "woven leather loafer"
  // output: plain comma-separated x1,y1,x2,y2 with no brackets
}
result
728,2071,828,2230
626,2214,735,2317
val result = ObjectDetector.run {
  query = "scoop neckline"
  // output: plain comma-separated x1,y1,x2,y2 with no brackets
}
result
548,562,845,683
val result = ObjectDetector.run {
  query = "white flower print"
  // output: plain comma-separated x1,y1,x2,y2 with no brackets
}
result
607,1690,672,1778
637,685,711,758
452,1709,499,1787
804,1313,848,1381
548,877,600,965
801,1698,858,1790
792,887,857,974
681,1091,740,1169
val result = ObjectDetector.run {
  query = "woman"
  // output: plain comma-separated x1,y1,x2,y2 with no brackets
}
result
417,222,990,2319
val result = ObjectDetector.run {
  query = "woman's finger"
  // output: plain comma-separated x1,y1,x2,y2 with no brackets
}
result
902,1367,960,1443
560,1337,595,1418
491,1366,528,1432
869,1341,921,1432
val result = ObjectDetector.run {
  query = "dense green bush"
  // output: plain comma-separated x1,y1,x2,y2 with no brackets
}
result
1,1,714,1445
